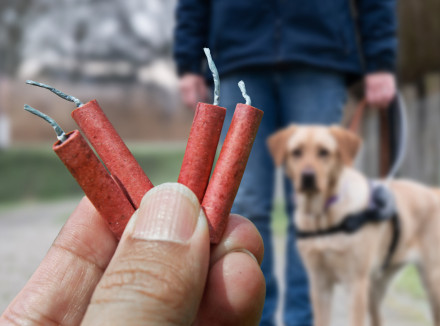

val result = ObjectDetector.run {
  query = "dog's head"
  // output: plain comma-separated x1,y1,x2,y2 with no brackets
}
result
267,125,361,196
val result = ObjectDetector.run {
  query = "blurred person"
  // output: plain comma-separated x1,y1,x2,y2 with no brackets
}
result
0,183,265,325
174,1,397,325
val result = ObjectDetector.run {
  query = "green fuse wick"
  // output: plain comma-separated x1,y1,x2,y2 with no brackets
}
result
238,80,251,106
24,104,67,142
26,80,83,108
203,48,220,106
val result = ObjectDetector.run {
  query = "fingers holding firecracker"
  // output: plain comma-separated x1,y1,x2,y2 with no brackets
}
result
0,184,265,326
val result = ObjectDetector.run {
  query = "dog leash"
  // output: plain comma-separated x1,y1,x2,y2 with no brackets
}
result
385,93,408,182
348,92,408,183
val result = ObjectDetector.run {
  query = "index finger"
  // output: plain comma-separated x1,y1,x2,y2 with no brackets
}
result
0,197,117,326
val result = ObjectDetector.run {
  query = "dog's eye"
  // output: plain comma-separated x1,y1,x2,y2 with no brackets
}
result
318,148,330,158
292,148,302,158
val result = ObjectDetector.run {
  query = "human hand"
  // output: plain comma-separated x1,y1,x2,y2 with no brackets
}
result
179,73,209,109
0,183,265,325
364,72,396,109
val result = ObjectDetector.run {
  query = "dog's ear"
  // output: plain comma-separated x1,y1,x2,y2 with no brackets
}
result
329,126,362,166
267,125,297,166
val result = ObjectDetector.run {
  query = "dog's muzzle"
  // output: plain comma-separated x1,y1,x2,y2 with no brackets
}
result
300,171,317,192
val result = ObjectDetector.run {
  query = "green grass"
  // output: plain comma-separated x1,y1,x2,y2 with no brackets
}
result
271,200,289,236
394,264,427,300
0,143,185,204
0,146,81,202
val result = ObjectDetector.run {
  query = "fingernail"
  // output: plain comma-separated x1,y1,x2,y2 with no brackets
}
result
132,183,200,243
232,249,259,265
210,248,260,268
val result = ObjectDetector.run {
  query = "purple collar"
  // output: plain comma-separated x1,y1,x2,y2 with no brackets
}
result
325,181,374,211
324,195,339,211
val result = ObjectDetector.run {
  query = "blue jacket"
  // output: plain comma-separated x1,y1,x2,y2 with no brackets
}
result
174,0,397,80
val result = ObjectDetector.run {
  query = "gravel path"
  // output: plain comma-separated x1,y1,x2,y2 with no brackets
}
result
0,199,78,313
0,199,432,325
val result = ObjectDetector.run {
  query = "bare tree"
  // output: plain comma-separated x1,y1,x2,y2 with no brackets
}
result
0,0,32,76
14,0,176,81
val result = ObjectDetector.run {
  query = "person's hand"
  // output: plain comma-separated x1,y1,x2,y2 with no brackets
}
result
0,183,265,325
364,72,396,109
179,73,209,110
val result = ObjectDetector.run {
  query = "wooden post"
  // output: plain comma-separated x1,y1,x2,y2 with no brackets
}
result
0,77,11,149
423,73,440,184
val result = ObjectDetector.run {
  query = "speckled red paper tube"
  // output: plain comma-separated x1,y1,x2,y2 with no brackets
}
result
72,100,154,208
178,102,226,203
53,130,135,239
202,103,263,243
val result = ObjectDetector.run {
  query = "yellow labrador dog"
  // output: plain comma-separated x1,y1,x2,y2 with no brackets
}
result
267,125,440,326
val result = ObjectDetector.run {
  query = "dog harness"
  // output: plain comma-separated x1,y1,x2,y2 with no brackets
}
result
296,183,400,270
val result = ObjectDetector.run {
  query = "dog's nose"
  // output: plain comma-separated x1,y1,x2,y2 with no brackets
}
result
301,171,317,192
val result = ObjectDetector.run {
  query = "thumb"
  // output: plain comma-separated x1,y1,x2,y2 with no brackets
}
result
81,183,210,326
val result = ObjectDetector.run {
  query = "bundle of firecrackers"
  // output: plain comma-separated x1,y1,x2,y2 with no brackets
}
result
25,49,263,244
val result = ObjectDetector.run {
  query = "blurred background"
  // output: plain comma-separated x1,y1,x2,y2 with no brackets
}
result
0,0,439,324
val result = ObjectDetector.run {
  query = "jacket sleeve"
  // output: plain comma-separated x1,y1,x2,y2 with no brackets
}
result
173,0,210,76
357,0,398,73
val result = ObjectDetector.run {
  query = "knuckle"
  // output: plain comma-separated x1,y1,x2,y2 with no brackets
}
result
95,243,190,309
